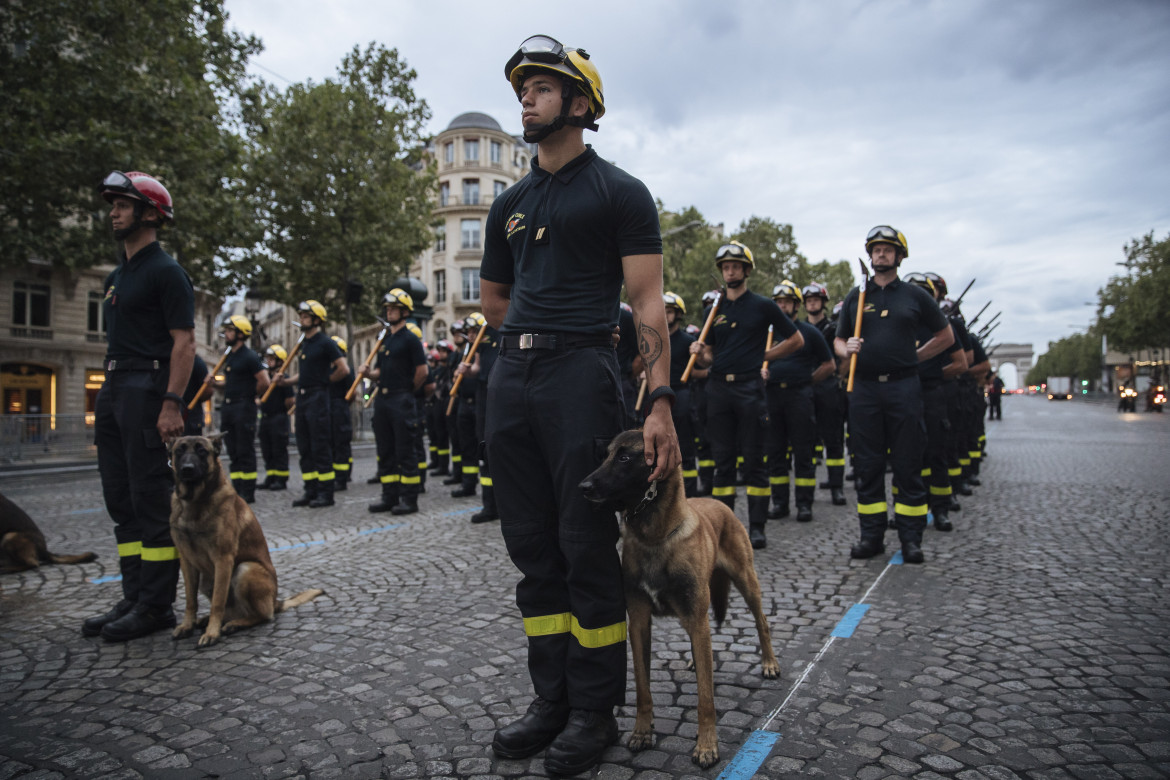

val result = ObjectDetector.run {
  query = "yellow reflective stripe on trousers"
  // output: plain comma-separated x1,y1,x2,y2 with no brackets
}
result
698,459,715,468
117,541,142,558
746,486,770,497
462,466,480,475
681,469,698,478
380,474,401,484
480,476,494,487
302,471,319,481
920,467,931,477
930,485,953,495
333,463,350,472
570,615,627,648
794,477,817,487
524,612,571,637
826,458,846,467
401,475,421,485
894,502,929,517
140,545,178,562
317,471,335,482
267,469,290,477
968,451,982,458
948,467,962,477
769,475,790,485
858,501,887,515
711,486,735,497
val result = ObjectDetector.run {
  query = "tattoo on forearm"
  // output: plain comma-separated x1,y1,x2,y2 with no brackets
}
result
637,321,663,377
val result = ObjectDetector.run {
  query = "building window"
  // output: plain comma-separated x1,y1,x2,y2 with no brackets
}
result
444,142,453,164
464,139,479,162
13,281,50,328
461,219,480,250
462,268,480,303
87,290,107,340
490,141,501,164
462,179,479,205
433,319,447,342
439,181,449,207
435,227,446,252
433,270,446,304
494,180,507,198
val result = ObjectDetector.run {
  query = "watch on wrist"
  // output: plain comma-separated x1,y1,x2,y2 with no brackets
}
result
643,386,676,416
163,392,185,408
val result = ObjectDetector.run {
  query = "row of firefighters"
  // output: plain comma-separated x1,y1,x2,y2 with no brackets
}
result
188,273,992,536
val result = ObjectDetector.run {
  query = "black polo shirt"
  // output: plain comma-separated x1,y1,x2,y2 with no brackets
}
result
102,241,195,361
296,331,343,390
837,278,947,375
917,322,964,383
183,354,209,406
480,147,661,336
708,291,797,375
260,371,293,415
768,320,832,385
376,327,426,393
668,327,696,388
331,369,354,401
952,316,973,352
223,346,264,400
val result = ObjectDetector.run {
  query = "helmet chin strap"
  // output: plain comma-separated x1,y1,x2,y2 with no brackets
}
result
113,202,160,241
522,80,598,143
726,278,745,289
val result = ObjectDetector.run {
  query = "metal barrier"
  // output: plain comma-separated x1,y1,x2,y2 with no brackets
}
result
0,414,97,464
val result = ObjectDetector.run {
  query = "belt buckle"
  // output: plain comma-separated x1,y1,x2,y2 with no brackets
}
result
519,333,534,350
780,382,788,389
724,374,733,382
878,374,889,383
106,360,116,371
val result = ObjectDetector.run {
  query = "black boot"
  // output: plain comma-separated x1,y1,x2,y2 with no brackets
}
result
796,504,813,522
367,474,381,484
470,509,499,523
544,709,619,776
100,603,176,642
901,541,925,564
442,474,463,486
850,537,885,559
450,478,477,498
967,475,982,487
767,503,789,520
255,476,272,491
390,495,419,515
334,477,348,492
368,489,399,513
240,483,256,504
830,487,847,506
749,522,767,549
949,496,962,512
82,599,134,637
270,478,287,491
492,697,570,760
955,480,973,496
309,486,334,508
933,511,953,532
292,486,318,507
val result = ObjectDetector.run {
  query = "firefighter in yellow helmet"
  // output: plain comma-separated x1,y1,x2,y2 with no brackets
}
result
328,336,355,492
361,289,427,514
203,315,269,503
257,344,295,490
482,35,680,775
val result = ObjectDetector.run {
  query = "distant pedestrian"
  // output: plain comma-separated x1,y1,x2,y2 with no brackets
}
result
988,372,1004,420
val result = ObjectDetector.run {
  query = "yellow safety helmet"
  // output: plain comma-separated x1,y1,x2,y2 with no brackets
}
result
224,314,252,337
663,292,686,315
715,240,754,269
405,323,423,340
506,35,604,141
331,335,348,354
382,288,414,313
298,300,327,321
903,272,936,297
465,312,487,330
865,225,909,258
265,344,288,362
772,280,803,303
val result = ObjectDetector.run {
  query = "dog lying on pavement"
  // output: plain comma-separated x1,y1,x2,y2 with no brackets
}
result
168,434,322,647
1,490,97,574
580,429,781,769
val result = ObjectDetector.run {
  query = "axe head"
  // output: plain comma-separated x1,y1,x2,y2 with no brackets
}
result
858,257,871,283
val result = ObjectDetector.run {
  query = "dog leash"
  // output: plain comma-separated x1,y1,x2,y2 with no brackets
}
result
625,480,659,519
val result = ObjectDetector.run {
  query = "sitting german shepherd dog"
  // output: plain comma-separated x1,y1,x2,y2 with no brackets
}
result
1,490,97,574
580,430,780,769
168,434,322,647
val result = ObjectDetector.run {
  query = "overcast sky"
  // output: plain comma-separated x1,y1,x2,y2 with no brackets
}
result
224,0,1170,358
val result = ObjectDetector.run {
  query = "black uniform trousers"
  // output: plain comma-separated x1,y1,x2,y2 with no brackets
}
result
413,396,429,491
485,345,626,711
848,376,929,545
94,367,179,608
259,411,290,483
427,397,450,472
813,379,847,488
941,382,964,488
294,387,334,498
372,388,421,502
475,384,496,515
693,379,714,492
765,383,816,510
446,397,463,483
330,396,353,487
221,400,258,492
921,381,954,512
706,377,770,529
453,394,479,494
671,386,698,497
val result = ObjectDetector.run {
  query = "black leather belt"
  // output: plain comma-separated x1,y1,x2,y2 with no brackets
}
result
105,358,166,371
713,372,759,383
298,386,326,395
770,380,810,389
857,366,918,383
500,333,612,352
379,387,410,395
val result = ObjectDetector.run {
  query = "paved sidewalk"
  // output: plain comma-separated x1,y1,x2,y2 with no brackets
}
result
1,397,1168,778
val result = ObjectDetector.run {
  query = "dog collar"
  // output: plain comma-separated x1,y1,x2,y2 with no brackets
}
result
628,480,659,519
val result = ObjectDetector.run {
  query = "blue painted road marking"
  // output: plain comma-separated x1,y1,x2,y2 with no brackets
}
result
358,523,406,536
890,549,904,565
831,604,871,638
716,729,781,780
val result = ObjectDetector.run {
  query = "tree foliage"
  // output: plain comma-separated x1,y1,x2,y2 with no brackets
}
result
1097,231,1170,353
1025,326,1103,387
245,44,435,343
0,0,261,294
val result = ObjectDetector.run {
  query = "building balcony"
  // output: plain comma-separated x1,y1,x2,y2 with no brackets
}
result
9,327,53,340
435,195,494,213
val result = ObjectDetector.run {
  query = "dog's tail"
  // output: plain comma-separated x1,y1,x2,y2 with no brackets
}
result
710,569,731,629
47,551,98,565
277,588,324,612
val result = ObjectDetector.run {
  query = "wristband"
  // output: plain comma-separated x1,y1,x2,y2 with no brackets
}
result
644,386,676,415
162,392,184,407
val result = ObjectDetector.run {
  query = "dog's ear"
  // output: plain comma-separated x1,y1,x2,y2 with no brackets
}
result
206,431,226,455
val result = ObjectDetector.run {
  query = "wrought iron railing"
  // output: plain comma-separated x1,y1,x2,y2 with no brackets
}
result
0,414,97,463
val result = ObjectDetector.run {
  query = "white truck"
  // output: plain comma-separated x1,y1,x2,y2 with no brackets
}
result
1046,376,1072,400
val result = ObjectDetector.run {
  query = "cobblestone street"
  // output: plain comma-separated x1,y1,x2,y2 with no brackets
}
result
1,394,1168,779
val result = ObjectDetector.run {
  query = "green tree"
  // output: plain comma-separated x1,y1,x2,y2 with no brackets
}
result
1097,231,1170,353
1026,326,1102,388
245,44,436,345
803,259,860,306
657,204,722,318
0,0,261,294
730,216,808,294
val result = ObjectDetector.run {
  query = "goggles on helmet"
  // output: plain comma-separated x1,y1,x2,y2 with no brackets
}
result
505,35,593,85
102,171,142,198
715,243,748,262
866,225,900,243
903,272,935,296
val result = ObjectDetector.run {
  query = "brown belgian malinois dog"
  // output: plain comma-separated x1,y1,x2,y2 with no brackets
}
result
168,434,323,647
580,429,781,769
1,490,97,573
